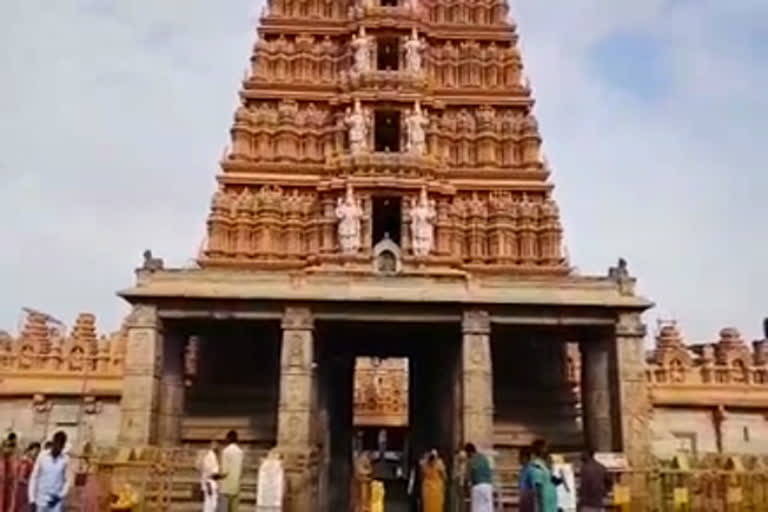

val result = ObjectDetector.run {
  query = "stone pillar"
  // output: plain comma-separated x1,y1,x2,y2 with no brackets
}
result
158,332,185,446
277,307,318,512
615,313,651,464
461,310,494,452
118,305,163,446
615,312,652,510
580,337,614,452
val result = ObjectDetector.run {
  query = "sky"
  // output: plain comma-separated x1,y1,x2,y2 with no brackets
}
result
0,0,766,342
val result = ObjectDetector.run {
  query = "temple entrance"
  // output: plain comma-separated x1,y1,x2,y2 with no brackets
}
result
316,321,460,512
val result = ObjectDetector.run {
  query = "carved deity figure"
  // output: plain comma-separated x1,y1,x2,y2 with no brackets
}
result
405,101,429,155
404,0,420,14
410,187,436,257
403,28,426,73
345,99,370,154
351,27,373,75
336,184,364,255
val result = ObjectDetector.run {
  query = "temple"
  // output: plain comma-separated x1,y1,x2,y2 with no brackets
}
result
2,0,766,510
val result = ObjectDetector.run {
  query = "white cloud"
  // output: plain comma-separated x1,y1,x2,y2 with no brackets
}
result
0,1,765,342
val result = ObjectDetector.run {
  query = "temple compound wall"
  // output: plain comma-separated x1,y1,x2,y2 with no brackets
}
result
0,312,124,447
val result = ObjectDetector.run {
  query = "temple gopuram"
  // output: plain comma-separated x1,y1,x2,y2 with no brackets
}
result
3,0,768,510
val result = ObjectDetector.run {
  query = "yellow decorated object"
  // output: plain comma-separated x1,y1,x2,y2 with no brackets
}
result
673,487,689,505
370,480,385,512
111,482,139,511
612,485,630,505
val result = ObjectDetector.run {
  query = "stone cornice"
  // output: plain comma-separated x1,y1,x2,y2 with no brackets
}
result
119,267,652,310
650,384,768,409
0,372,122,397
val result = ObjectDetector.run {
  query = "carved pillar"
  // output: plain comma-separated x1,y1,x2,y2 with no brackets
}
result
277,306,318,512
580,337,614,452
461,310,494,452
615,312,652,510
118,305,163,446
158,331,185,446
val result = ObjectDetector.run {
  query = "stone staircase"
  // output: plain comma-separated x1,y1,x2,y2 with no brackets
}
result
165,448,267,512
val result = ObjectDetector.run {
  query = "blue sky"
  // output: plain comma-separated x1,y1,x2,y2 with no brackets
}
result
0,1,766,342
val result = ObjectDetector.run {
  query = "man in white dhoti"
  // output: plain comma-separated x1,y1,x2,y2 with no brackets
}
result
28,431,70,512
464,443,493,512
200,441,222,512
256,449,285,511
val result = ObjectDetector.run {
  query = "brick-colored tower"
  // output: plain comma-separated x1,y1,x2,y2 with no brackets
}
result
199,0,567,276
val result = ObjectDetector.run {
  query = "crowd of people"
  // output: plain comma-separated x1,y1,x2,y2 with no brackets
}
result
0,430,70,512
388,439,610,512
518,439,611,512
2,427,610,512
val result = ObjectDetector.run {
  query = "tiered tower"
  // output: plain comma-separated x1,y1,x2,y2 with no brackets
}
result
199,0,567,276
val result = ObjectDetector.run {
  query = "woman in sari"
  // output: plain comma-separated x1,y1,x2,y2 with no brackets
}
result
421,450,446,512
0,434,19,512
12,442,40,512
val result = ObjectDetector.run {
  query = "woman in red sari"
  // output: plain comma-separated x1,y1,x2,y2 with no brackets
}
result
0,434,19,512
11,442,40,512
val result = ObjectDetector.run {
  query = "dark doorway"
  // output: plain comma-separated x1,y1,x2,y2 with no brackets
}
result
374,110,401,152
377,37,400,70
381,0,397,6
316,321,461,512
176,319,281,448
372,196,402,245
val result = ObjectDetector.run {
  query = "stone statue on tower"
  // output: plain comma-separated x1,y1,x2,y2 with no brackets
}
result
405,101,429,155
351,27,373,75
410,187,436,257
345,99,370,154
336,184,364,255
403,28,426,74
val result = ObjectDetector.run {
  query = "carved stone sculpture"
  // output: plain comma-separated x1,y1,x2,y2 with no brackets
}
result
351,27,373,75
403,28,426,74
335,184,363,255
405,101,428,155
345,99,370,154
410,187,436,257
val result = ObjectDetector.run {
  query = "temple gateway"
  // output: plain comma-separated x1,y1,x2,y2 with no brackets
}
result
2,0,768,510
115,0,653,507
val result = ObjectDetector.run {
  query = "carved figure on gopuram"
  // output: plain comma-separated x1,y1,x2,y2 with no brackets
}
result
404,0,421,15
405,101,429,155
345,99,370,154
351,27,373,75
410,187,436,258
403,28,426,74
336,184,364,255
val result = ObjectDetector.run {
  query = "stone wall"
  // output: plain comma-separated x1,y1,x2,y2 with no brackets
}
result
0,396,121,448
651,408,718,457
721,410,768,454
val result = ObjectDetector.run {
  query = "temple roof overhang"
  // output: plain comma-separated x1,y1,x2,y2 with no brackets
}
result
118,267,653,313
